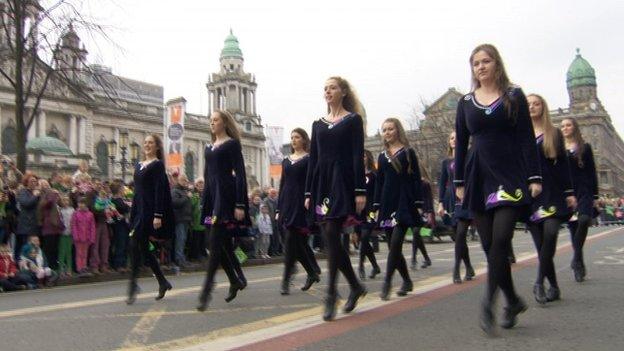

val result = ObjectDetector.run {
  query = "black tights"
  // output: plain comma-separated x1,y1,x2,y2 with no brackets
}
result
568,214,591,268
454,220,473,272
385,226,411,284
528,218,561,287
283,228,318,283
129,231,167,287
358,226,379,270
322,220,360,296
474,207,520,305
200,225,241,296
411,227,430,263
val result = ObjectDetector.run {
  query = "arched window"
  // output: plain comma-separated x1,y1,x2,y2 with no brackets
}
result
2,126,17,154
96,140,109,176
185,152,195,182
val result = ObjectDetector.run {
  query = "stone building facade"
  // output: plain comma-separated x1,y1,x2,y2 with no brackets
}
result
0,9,267,187
365,50,624,198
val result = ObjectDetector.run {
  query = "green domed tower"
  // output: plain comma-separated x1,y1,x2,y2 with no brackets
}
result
566,48,603,112
208,29,258,117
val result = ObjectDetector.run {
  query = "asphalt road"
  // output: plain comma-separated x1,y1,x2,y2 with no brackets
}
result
0,225,622,351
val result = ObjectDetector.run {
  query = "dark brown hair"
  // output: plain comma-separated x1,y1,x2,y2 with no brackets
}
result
290,128,310,153
562,117,587,167
146,134,165,162
364,149,376,172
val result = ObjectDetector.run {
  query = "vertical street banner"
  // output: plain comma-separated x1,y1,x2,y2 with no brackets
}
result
266,125,284,165
165,97,186,171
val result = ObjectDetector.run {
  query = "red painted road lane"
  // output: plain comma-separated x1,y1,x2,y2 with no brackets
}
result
235,228,619,351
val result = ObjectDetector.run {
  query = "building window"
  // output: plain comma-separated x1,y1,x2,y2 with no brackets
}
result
185,152,195,182
230,64,234,70
245,121,252,132
96,140,109,176
2,126,17,154
600,171,609,185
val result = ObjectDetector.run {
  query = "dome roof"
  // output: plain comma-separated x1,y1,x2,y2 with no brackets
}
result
26,136,73,156
566,48,596,89
220,29,243,59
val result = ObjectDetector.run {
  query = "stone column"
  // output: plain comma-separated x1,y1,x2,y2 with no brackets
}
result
0,104,3,149
27,111,37,141
68,115,78,154
208,92,212,114
252,91,256,115
78,116,86,154
37,110,46,137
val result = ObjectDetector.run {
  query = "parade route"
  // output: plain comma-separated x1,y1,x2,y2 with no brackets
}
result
1,226,622,351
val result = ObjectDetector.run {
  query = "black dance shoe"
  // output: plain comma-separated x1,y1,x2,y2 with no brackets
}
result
421,258,432,269
225,280,244,303
343,285,367,313
501,297,527,329
323,294,337,321
546,287,561,302
369,266,381,279
573,267,584,282
453,269,462,284
155,281,172,301
126,282,140,305
380,280,391,301
533,284,547,305
280,280,290,295
396,280,413,296
301,274,320,291
465,266,475,281
358,265,366,280
479,301,495,335
196,291,212,312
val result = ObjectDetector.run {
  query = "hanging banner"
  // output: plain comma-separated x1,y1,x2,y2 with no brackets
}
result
266,125,284,165
165,98,186,170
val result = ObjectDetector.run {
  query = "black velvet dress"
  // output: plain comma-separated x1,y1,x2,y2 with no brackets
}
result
373,147,423,228
528,132,574,223
277,155,312,231
305,113,366,225
130,159,175,240
567,143,599,218
454,87,541,213
201,139,251,228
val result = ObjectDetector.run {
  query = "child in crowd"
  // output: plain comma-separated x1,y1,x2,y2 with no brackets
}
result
19,236,58,287
94,189,122,224
0,243,34,291
58,195,75,278
256,203,273,259
72,198,96,277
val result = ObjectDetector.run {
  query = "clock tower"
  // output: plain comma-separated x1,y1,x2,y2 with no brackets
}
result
566,48,604,113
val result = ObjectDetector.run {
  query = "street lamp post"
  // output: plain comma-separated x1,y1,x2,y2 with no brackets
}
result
108,129,134,183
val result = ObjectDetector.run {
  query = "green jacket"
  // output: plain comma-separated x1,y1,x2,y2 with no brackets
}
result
190,191,205,231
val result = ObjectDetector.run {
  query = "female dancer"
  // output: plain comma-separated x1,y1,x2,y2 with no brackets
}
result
277,128,321,295
455,44,541,333
561,117,598,282
127,134,174,305
526,94,576,303
356,150,381,280
411,176,432,269
305,76,367,321
439,132,475,284
197,110,251,311
374,117,422,300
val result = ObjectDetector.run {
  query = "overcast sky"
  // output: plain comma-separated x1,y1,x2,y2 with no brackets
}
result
75,0,624,141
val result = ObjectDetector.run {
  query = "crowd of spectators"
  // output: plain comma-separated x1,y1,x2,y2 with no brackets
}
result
0,155,324,293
